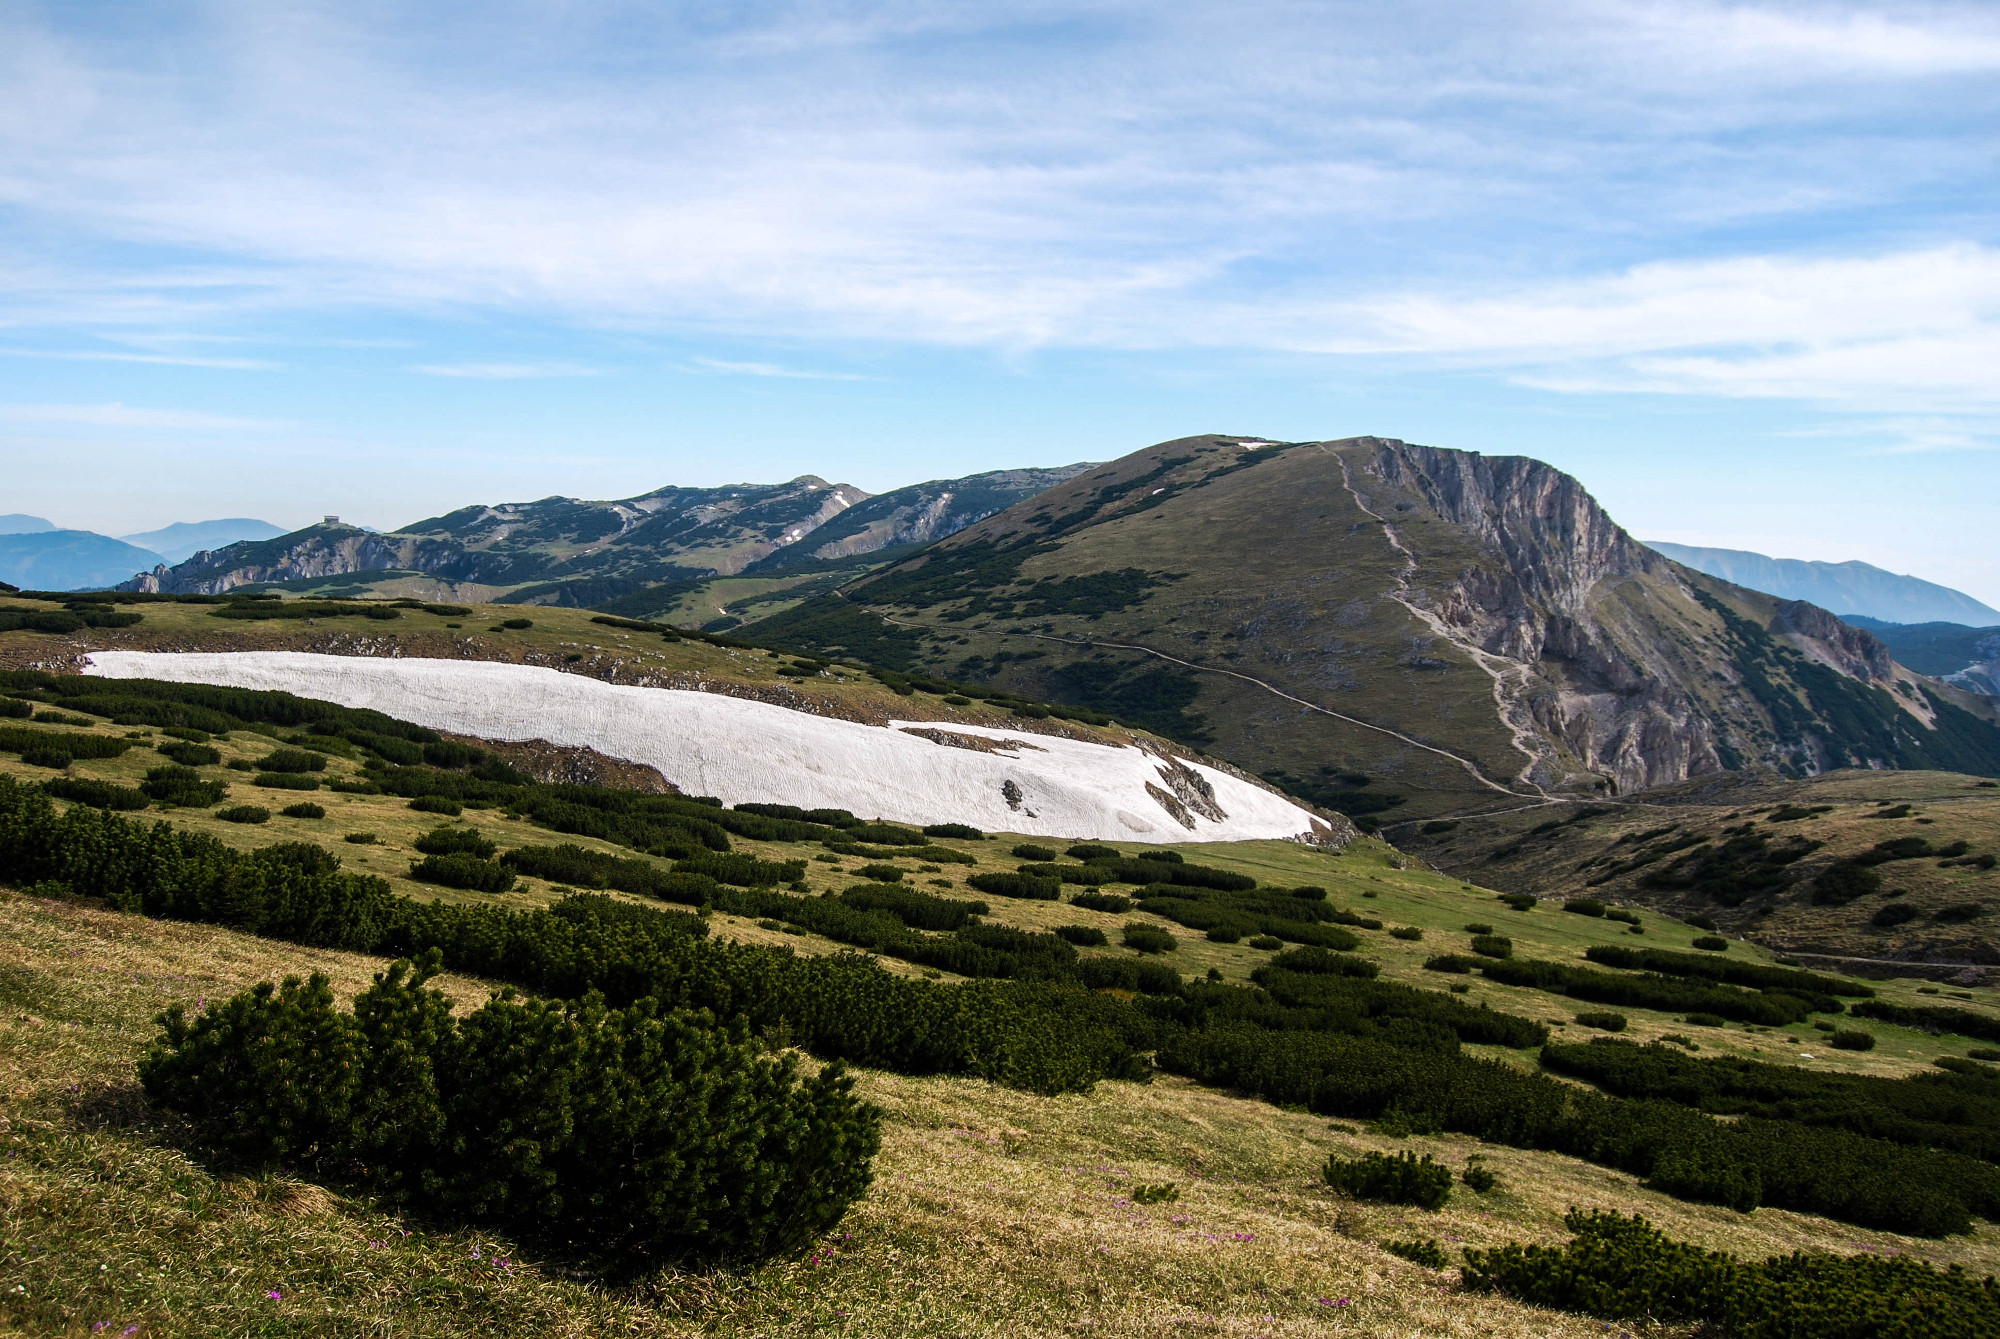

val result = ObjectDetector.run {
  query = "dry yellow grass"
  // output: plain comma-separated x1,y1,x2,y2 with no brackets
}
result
5,891,2000,1338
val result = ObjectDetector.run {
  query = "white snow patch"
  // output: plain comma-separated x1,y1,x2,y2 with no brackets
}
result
83,652,1330,843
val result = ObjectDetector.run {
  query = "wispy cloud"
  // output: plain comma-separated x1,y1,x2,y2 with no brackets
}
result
0,347,280,370
690,357,871,381
0,403,288,429
409,362,604,379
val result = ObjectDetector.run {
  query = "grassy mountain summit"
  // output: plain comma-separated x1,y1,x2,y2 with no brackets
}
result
755,435,2000,821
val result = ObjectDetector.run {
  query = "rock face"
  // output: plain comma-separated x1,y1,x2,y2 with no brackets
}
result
749,465,1098,569
756,434,2000,817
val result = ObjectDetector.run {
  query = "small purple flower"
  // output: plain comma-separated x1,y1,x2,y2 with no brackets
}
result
267,1289,282,1301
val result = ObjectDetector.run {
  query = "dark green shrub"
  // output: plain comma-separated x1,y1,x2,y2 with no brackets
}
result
1066,843,1120,861
966,871,1060,900
836,884,987,932
1248,935,1282,950
157,740,221,766
855,863,904,882
0,726,130,760
42,777,148,810
923,823,985,839
1500,893,1536,911
1936,904,1987,924
1206,925,1241,943
1461,1207,2000,1338
217,805,270,824
1070,891,1132,914
344,832,376,844
1390,926,1422,941
1971,1048,2000,1062
414,825,497,858
0,698,30,719
1813,861,1882,905
1830,1029,1875,1051
678,851,808,888
141,961,882,1264
1461,1164,1497,1193
1136,850,1183,864
1122,924,1177,954
410,852,516,893
410,795,463,816
1684,914,1719,931
259,748,327,773
253,772,320,791
1056,924,1108,947
1692,935,1728,951
1463,922,1494,935
1471,934,1512,958
499,617,533,629
1872,903,1920,928
1269,946,1380,977
19,747,70,768
1424,954,1478,973
1011,843,1058,861
1384,1237,1448,1268
1564,898,1606,917
1685,1012,1726,1027
1575,1011,1628,1032
1323,1150,1452,1210
280,802,326,820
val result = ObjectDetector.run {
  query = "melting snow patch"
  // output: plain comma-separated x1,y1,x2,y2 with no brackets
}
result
84,651,1329,842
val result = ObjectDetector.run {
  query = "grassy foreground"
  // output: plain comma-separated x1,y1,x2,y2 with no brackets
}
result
6,890,2000,1339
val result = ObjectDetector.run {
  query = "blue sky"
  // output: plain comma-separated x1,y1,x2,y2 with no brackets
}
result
3,1,1997,601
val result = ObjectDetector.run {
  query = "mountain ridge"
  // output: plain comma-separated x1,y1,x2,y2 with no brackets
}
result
1646,541,1999,626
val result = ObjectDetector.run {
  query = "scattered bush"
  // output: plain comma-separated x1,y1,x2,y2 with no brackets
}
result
1872,903,1921,928
414,825,497,859
254,772,320,791
280,802,326,819
259,748,327,773
1066,843,1121,861
1499,893,1537,911
923,823,984,840
18,748,71,769
1247,935,1282,950
41,776,149,810
1324,1150,1452,1210
1471,934,1513,959
409,795,463,816
1385,1237,1449,1268
966,871,1060,900
1206,925,1241,943
1564,898,1606,917
1424,954,1478,974
409,852,516,893
1463,922,1494,935
1069,891,1133,914
854,863,904,883
1684,1012,1726,1027
1829,1029,1876,1052
139,959,882,1264
156,740,221,766
1684,914,1719,931
1575,1011,1628,1032
217,805,269,824
1461,1164,1498,1194
1390,926,1423,941
1055,925,1108,947
1461,1208,2000,1339
1936,904,1987,924
344,832,376,844
1122,924,1177,954
1692,935,1728,952
1011,843,1058,861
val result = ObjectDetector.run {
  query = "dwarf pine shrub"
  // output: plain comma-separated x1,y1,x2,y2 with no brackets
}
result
1323,1150,1452,1210
140,957,882,1264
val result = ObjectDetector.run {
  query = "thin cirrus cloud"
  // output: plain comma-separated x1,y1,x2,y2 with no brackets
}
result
0,402,288,429
0,2,1996,416
0,347,280,370
408,362,604,379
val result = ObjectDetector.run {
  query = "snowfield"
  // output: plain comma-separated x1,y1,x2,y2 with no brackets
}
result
84,652,1335,844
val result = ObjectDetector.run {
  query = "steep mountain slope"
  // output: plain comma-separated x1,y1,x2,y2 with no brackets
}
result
0,515,54,534
0,530,166,591
755,435,2000,821
119,518,285,563
1647,542,2000,625
1848,617,2000,695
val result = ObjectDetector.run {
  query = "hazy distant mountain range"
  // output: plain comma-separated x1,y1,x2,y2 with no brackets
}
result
1645,542,2000,626
0,516,283,591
